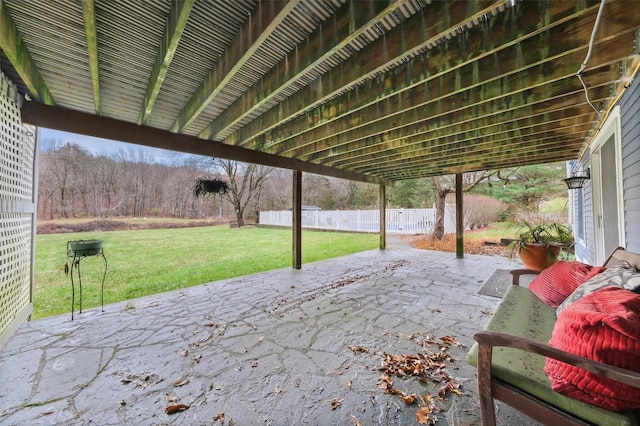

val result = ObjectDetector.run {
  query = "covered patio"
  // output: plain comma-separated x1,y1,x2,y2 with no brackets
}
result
0,241,537,425
1,1,640,424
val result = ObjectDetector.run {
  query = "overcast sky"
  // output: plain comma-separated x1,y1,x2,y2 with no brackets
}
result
40,128,190,164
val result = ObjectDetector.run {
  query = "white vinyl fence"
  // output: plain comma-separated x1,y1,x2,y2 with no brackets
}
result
259,208,455,234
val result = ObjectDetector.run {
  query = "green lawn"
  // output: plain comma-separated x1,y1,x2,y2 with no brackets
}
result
464,222,520,241
35,226,378,319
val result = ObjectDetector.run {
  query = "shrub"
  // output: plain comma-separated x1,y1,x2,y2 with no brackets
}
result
446,194,508,230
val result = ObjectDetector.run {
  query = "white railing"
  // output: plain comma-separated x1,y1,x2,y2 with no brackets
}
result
259,208,455,234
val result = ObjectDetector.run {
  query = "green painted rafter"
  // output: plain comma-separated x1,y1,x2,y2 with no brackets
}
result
82,0,101,115
258,2,610,158
138,0,194,125
170,0,301,133
223,0,515,148
198,0,397,141
0,0,54,104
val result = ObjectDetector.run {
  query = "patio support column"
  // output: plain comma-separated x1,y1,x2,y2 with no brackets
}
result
455,173,464,258
292,170,302,269
379,184,386,250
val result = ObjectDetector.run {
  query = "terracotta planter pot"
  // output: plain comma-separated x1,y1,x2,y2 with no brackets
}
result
517,243,562,271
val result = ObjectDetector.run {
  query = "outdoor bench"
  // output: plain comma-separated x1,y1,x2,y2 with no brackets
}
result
466,247,640,425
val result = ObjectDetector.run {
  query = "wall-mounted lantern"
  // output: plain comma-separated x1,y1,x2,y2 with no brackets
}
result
564,168,590,189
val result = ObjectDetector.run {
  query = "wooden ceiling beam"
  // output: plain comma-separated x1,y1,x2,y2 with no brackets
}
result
222,0,539,147
198,0,396,140
360,133,584,170
369,140,584,178
21,102,386,185
307,76,607,165
0,0,54,104
138,0,194,125
81,0,101,115
339,98,604,171
271,21,634,159
229,1,600,151
336,113,594,170
320,84,612,168
170,0,300,133
287,58,619,166
350,129,590,174
385,152,578,179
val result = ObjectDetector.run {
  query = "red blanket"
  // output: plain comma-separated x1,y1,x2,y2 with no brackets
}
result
545,286,640,411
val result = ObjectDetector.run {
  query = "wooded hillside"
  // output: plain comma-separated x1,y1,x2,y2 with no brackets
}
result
37,140,568,224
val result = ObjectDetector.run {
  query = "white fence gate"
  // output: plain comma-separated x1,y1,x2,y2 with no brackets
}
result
259,208,455,234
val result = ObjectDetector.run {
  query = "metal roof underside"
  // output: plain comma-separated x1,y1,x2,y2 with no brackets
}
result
2,0,639,185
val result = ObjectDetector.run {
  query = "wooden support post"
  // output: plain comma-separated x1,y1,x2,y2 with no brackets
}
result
292,170,302,269
379,184,386,250
456,173,464,259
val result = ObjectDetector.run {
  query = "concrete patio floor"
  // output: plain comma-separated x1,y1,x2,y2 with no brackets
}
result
0,239,540,425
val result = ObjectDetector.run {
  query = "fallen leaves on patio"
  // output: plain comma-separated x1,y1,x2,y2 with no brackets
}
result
116,371,162,389
348,345,370,354
331,398,343,410
351,333,465,425
165,404,189,414
403,233,510,257
173,377,190,387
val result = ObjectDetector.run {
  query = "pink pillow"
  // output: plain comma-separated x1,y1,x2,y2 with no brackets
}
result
544,286,640,411
528,261,606,308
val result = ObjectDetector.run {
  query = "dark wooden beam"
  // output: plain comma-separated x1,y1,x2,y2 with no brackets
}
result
138,0,194,125
292,170,302,269
0,0,54,104
170,0,299,133
379,184,386,250
455,173,463,259
81,0,101,115
21,102,386,185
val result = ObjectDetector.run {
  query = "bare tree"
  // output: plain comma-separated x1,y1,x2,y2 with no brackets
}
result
45,143,92,217
213,159,272,226
261,168,291,211
117,149,153,217
431,171,497,239
302,174,332,208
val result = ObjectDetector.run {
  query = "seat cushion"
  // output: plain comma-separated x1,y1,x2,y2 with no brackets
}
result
528,261,606,308
467,285,640,425
545,286,640,411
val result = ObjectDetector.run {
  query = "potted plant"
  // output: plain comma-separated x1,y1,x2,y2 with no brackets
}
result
509,221,573,271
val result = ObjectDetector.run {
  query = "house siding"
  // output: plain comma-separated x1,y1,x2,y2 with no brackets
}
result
620,74,640,254
575,74,639,262
575,163,595,265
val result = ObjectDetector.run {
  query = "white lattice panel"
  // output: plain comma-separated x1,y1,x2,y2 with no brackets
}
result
0,215,32,331
0,79,32,201
0,73,34,343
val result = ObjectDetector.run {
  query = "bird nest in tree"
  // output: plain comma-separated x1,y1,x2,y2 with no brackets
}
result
193,178,229,197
